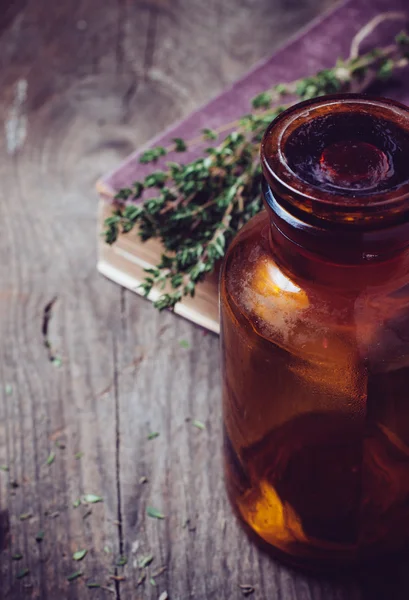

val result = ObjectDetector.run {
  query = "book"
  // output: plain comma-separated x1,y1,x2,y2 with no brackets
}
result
96,0,409,334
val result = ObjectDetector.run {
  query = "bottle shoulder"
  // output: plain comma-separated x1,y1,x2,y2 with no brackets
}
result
221,211,409,370
222,211,309,317
221,211,317,349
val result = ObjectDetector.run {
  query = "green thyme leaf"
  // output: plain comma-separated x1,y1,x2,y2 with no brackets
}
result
192,419,205,430
12,553,23,560
74,452,84,460
86,582,101,589
73,498,81,508
147,432,159,440
145,171,167,188
173,137,188,152
274,83,288,95
179,339,190,349
0,465,9,472
396,31,409,45
202,128,218,140
140,147,167,164
252,91,272,109
5,384,13,396
378,58,395,80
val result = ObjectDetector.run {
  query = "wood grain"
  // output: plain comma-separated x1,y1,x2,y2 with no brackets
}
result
3,0,405,599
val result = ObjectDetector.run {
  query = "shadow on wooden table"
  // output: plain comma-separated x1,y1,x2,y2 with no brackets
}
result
358,551,409,600
0,509,10,597
300,549,409,600
237,508,409,599
284,550,409,600
0,509,10,552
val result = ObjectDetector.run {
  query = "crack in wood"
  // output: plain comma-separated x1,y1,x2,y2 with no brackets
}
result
143,5,158,79
96,355,144,399
116,0,138,125
113,335,124,600
41,296,59,362
115,0,126,75
121,77,138,124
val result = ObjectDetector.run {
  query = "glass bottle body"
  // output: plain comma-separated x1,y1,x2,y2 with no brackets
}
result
220,95,409,568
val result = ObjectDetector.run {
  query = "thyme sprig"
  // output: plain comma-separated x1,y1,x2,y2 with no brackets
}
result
104,16,409,311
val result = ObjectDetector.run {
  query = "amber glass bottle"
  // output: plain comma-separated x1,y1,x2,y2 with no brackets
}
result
220,94,409,568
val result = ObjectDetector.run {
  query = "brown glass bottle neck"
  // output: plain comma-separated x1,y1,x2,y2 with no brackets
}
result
263,181,409,289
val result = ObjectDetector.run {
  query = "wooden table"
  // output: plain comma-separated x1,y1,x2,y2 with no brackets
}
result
1,1,409,598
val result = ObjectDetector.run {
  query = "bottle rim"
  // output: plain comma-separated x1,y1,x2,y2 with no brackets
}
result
261,94,409,228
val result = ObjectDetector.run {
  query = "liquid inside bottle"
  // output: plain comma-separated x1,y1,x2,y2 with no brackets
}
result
220,95,409,568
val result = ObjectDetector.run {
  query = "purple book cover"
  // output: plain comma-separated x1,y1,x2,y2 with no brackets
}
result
97,0,409,198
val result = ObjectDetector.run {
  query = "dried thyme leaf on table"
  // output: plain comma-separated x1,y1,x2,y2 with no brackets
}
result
19,512,33,521
83,494,103,504
67,570,83,582
73,549,87,561
35,530,45,543
139,553,154,568
239,584,255,597
116,555,128,567
52,356,62,368
104,17,409,312
46,451,56,466
12,553,23,560
110,575,126,582
152,566,167,578
147,506,165,520
16,568,30,580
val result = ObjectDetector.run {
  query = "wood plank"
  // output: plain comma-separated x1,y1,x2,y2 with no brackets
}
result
0,0,150,597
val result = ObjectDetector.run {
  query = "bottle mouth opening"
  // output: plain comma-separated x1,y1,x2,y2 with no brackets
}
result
261,94,409,227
